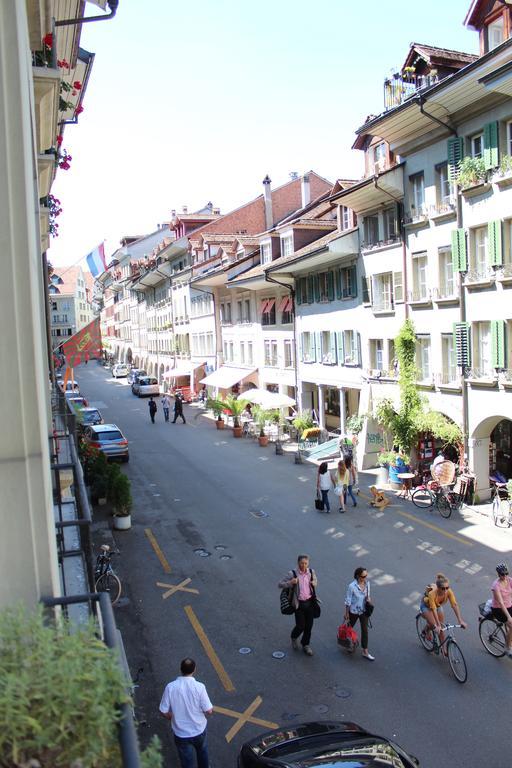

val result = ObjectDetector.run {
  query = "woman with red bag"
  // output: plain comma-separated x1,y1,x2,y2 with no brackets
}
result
344,567,375,661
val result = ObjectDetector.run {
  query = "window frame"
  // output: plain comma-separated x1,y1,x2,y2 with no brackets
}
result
410,172,425,214
281,234,294,258
470,133,483,159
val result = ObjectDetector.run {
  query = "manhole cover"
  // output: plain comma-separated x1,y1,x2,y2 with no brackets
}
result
313,704,329,714
193,548,211,557
251,509,268,518
220,554,232,560
214,545,227,550
239,647,252,655
334,688,352,699
272,651,285,659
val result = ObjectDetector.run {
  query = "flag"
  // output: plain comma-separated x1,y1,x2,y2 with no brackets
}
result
85,243,106,277
61,318,102,366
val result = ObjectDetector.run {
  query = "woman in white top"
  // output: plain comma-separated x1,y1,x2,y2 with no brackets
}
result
317,462,333,513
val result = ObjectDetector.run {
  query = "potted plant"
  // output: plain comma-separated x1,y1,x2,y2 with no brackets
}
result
253,406,272,446
89,451,109,504
458,156,487,189
111,472,132,530
292,410,315,439
220,394,249,437
206,396,226,429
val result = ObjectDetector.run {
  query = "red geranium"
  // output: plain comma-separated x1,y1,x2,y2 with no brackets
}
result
73,81,82,90
43,33,53,48
75,104,84,115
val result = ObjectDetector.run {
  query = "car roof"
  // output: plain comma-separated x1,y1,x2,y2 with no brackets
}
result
81,407,100,414
90,424,122,432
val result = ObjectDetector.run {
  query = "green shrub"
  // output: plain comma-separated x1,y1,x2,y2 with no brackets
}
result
458,156,486,188
111,473,132,516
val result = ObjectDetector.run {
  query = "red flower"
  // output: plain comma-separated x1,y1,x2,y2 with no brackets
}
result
43,33,53,48
73,81,82,90
75,104,84,115
58,59,70,70
56,134,63,146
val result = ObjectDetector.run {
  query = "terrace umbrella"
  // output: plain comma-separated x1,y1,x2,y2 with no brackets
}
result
243,388,296,409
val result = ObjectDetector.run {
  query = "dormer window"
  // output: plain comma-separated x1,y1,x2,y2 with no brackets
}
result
281,235,293,258
372,142,386,173
488,16,504,49
261,241,272,265
340,206,352,231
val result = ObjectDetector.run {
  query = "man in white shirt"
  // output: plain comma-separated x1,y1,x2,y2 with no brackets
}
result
431,451,445,479
159,658,213,768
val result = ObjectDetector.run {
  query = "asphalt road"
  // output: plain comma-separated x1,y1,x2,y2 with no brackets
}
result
77,364,512,768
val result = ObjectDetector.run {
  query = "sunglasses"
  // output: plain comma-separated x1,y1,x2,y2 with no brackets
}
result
439,586,449,590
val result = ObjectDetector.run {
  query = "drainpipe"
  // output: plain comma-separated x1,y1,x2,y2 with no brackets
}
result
55,0,119,26
42,251,55,384
457,187,470,463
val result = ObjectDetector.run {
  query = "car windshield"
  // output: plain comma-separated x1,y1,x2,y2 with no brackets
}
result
83,411,100,422
290,739,410,768
95,430,122,442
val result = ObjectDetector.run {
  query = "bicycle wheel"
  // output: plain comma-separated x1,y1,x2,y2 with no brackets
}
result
479,618,507,657
437,494,452,519
416,613,434,651
493,497,510,528
95,572,122,605
412,488,434,509
447,640,467,683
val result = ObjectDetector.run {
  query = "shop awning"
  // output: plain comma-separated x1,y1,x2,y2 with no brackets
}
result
200,366,256,389
163,361,205,379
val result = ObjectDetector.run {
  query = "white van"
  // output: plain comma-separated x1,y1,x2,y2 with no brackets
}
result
112,363,129,378
136,376,160,397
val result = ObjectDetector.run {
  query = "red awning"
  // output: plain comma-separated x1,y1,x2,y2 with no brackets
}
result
285,297,293,312
260,299,269,313
265,298,275,313
278,296,289,312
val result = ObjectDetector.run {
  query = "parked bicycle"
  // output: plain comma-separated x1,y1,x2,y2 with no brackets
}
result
411,477,462,518
416,613,468,683
94,544,121,605
490,481,512,528
478,603,508,657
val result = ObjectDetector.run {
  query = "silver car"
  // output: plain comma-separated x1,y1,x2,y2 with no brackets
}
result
83,424,129,462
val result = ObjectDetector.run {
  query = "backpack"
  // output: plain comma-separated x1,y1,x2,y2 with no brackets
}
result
280,570,296,615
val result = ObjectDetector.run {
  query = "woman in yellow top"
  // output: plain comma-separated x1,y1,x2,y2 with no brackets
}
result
420,572,467,646
333,459,348,513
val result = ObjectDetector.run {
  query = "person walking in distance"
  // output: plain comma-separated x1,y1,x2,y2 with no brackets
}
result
148,397,157,424
173,390,186,423
344,456,358,508
316,461,333,513
278,554,319,656
344,566,375,661
161,393,171,423
159,658,213,768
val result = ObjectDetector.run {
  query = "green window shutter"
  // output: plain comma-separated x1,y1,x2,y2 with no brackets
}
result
327,271,335,301
488,220,503,266
313,275,320,303
315,331,322,362
350,265,358,297
483,121,499,170
330,331,337,362
447,137,464,181
335,269,342,300
362,276,371,304
451,229,467,272
296,279,303,305
307,275,314,304
491,320,505,368
393,271,403,303
337,331,345,365
453,322,471,368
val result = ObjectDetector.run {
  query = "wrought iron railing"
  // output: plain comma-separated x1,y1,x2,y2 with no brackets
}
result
408,288,432,302
466,367,498,381
384,72,439,110
465,268,495,284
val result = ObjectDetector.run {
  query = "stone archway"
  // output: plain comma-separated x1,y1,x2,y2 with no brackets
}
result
126,347,133,365
159,363,165,385
470,415,512,499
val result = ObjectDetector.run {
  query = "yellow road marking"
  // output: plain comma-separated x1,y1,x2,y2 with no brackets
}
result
214,697,278,742
157,578,199,599
184,605,236,693
145,528,171,573
395,509,473,546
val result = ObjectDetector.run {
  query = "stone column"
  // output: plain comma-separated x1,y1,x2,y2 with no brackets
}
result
317,385,325,430
338,387,346,435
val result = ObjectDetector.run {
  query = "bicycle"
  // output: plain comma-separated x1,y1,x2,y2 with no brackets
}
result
411,479,462,518
478,603,508,657
415,613,468,683
94,544,122,605
490,483,512,528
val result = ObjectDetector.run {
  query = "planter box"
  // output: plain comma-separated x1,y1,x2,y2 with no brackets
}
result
113,514,131,531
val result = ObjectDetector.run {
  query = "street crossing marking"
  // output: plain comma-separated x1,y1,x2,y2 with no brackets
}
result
213,696,278,742
145,528,171,573
184,605,236,693
157,579,199,599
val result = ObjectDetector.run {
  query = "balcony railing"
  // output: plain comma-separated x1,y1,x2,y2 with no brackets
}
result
464,268,495,285
467,367,498,381
433,286,458,301
384,72,439,110
372,299,394,313
437,371,459,386
360,236,401,251
408,288,432,303
498,263,512,280
404,207,428,225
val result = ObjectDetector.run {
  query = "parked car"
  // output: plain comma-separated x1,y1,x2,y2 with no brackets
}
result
60,380,80,394
66,395,88,409
82,424,129,462
77,407,103,426
112,363,129,378
128,368,147,385
238,721,419,768
135,376,160,397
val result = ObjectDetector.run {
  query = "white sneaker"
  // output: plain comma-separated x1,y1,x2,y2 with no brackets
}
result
303,645,314,656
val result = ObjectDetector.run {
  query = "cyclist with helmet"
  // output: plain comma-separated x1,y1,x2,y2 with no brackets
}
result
491,563,512,657
420,572,467,647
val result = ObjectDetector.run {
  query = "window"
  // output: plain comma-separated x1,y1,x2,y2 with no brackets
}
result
438,248,455,298
220,302,232,324
363,215,379,245
302,332,314,363
337,265,357,299
471,226,488,274
284,339,294,368
321,331,336,364
51,301,57,311
261,241,272,265
442,334,457,384
237,300,243,323
281,295,293,324
473,321,492,375
436,163,454,205
470,133,483,159
488,17,504,50
343,330,359,365
383,207,398,241
388,340,396,375
296,277,309,305
372,142,386,173
247,342,253,365
369,339,384,371
508,122,512,157
244,299,251,323
240,342,245,364
410,173,425,214
416,336,431,381
372,273,393,312
340,206,352,231
412,252,428,300
264,340,278,366
317,272,331,302
261,298,276,326
281,235,293,258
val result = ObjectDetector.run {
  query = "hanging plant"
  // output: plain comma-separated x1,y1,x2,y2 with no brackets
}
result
57,149,72,171
47,194,63,237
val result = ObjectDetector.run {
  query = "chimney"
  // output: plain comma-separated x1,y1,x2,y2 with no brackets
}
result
182,205,188,214
213,207,221,215
289,171,299,180
171,209,176,217
301,173,311,208
206,201,213,212
262,175,273,230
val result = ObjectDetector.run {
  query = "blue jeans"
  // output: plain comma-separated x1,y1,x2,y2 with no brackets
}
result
345,485,357,506
174,729,209,768
321,489,330,512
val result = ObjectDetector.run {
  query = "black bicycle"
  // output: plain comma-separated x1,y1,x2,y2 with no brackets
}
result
478,603,508,657
94,544,121,605
411,479,462,518
416,613,467,683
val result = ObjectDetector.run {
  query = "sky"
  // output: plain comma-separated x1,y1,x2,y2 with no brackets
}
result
49,0,478,268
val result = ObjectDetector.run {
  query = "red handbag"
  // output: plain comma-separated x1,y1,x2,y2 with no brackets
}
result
337,622,358,649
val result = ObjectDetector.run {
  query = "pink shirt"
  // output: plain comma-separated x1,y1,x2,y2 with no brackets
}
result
491,576,512,608
297,569,313,601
